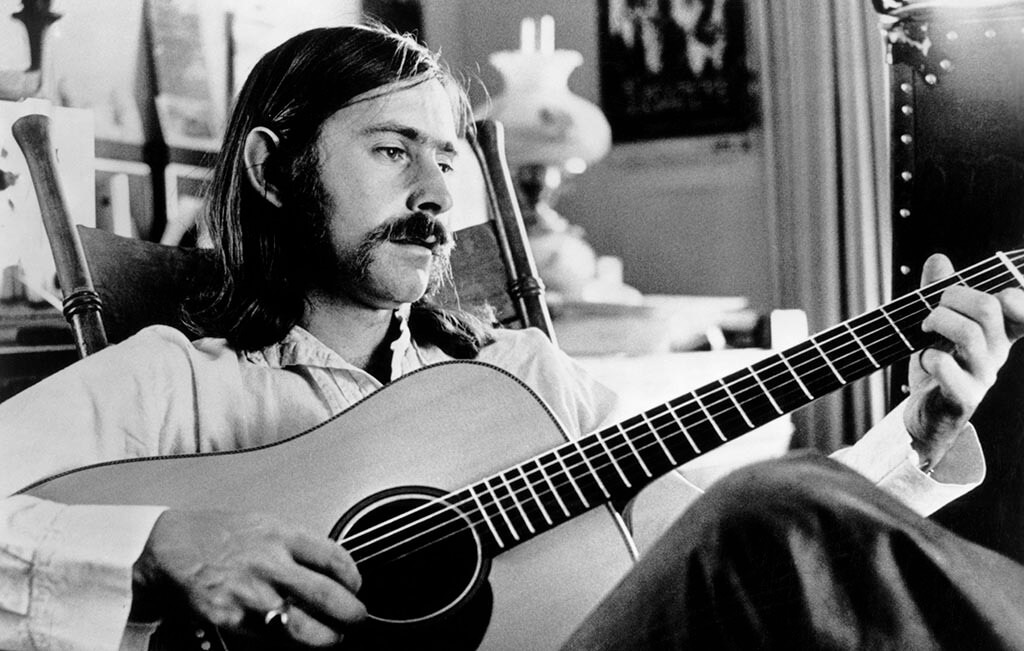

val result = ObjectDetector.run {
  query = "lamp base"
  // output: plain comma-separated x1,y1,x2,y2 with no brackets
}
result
514,164,598,298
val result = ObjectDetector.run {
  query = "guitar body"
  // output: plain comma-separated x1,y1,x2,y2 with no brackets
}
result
25,362,637,650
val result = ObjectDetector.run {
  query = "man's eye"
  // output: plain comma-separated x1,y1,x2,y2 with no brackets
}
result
439,161,456,174
378,147,407,160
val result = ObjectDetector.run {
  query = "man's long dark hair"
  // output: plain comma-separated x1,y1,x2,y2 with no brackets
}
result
187,24,494,357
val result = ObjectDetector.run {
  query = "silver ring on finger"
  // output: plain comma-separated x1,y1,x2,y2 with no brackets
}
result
264,601,291,632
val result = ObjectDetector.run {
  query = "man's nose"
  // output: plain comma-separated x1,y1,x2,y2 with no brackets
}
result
407,160,453,216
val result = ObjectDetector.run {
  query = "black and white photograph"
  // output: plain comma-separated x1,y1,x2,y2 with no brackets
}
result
3,1,1024,649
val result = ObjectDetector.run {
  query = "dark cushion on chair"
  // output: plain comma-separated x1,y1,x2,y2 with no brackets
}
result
78,226,217,344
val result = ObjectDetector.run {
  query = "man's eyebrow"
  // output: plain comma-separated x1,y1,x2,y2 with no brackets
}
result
362,122,458,156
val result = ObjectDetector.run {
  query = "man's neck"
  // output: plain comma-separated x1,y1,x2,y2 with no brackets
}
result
301,297,402,382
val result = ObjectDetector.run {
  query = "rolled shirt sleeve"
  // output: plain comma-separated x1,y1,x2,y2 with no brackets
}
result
0,496,165,651
831,399,985,516
0,327,218,650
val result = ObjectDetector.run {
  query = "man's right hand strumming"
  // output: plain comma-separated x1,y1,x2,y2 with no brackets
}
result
132,509,366,647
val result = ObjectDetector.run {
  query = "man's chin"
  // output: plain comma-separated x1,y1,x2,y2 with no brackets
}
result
391,273,435,305
353,248,450,305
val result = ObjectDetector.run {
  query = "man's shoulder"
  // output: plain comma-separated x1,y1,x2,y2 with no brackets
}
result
119,324,194,346
105,325,236,368
484,326,557,353
475,326,565,372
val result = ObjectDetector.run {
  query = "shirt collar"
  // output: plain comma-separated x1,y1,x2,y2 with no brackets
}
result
243,304,414,379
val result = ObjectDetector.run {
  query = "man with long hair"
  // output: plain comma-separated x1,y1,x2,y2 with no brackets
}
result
2,23,1024,650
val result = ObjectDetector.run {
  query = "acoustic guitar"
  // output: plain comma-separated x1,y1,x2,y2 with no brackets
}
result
19,250,1024,650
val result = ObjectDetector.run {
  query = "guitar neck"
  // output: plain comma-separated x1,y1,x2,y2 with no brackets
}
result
343,250,1024,566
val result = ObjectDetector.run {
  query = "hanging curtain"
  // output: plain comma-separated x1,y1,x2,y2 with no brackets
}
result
752,0,892,450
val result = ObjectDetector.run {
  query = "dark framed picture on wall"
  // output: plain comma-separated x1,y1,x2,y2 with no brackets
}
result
598,0,755,142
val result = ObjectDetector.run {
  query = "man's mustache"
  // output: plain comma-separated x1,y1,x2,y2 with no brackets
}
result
370,212,453,253
349,212,455,295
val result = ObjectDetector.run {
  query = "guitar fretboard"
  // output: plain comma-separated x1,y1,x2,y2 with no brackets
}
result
343,250,1024,568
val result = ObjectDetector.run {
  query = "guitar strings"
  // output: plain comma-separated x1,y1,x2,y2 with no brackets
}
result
342,255,1019,562
344,259,1018,566
342,255,1022,565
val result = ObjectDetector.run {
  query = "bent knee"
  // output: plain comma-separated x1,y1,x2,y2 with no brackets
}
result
686,452,875,537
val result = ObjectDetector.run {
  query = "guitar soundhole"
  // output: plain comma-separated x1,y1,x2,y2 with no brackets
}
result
331,486,491,627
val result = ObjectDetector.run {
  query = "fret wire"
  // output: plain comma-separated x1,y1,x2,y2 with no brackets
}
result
887,294,937,342
618,424,653,477
733,358,801,414
848,313,912,361
553,449,590,508
998,251,1024,288
808,336,845,384
879,305,914,350
914,290,933,312
534,457,571,518
664,403,701,453
518,465,553,526
719,378,755,428
643,411,679,465
468,485,504,549
501,473,535,535
814,322,866,373
824,336,875,387
485,478,519,541
778,350,814,400
748,366,783,415
817,320,912,373
596,429,632,487
772,345,827,394
572,439,610,499
843,321,879,368
692,389,727,441
603,384,784,484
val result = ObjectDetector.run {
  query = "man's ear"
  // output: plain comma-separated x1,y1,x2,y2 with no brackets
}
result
243,126,284,207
